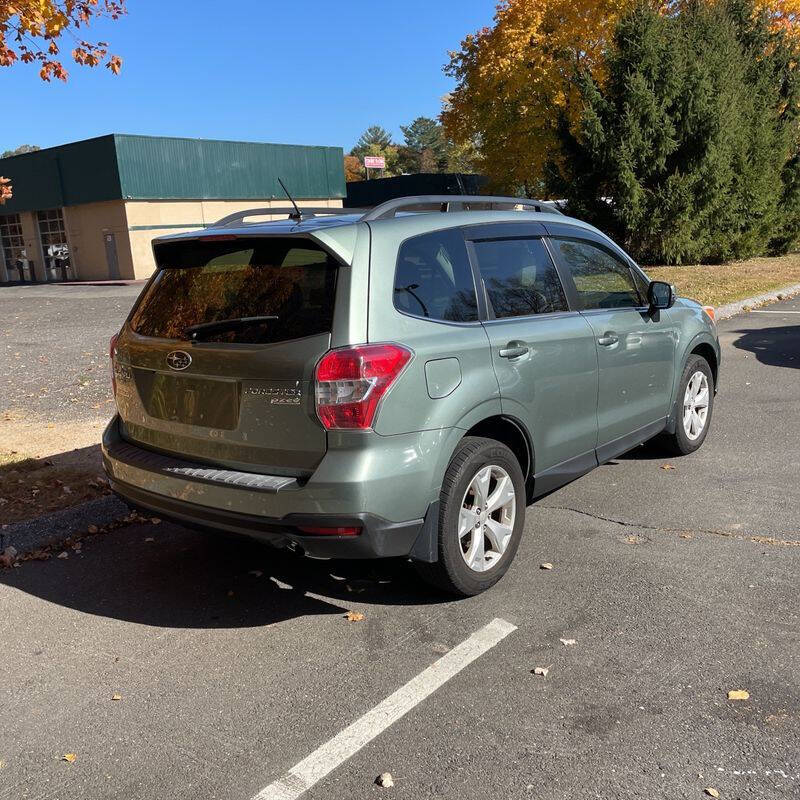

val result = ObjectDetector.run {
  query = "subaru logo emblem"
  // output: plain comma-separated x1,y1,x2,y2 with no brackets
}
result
166,350,192,371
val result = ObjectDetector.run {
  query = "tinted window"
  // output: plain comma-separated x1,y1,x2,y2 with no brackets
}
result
129,238,337,344
473,237,567,318
394,229,478,322
552,238,642,309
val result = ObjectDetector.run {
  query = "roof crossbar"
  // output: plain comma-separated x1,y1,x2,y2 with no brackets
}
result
359,194,563,221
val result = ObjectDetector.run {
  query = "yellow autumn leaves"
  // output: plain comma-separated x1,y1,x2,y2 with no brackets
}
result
0,1,125,81
442,0,800,191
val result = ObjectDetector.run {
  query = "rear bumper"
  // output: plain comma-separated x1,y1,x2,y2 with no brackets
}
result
102,416,441,560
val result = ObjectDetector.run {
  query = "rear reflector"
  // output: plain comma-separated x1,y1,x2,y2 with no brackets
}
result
296,525,361,536
315,343,412,430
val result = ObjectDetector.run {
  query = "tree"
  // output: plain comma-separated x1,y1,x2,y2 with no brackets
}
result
1,144,40,158
443,0,800,194
400,116,450,172
343,155,363,182
352,125,393,155
0,1,126,203
546,0,800,263
0,1,125,81
350,125,400,176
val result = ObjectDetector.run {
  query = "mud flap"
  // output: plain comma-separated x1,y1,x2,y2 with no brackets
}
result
409,500,440,563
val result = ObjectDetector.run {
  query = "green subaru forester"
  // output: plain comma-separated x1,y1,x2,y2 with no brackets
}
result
102,195,720,596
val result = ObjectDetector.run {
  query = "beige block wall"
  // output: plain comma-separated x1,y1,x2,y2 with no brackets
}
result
124,198,343,280
63,200,134,280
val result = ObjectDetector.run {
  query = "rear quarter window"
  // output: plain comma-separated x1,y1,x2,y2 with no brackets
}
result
393,228,478,322
129,238,338,344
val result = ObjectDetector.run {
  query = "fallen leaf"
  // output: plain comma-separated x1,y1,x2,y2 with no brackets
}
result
560,638,577,646
376,772,394,788
661,464,676,471
87,525,99,534
144,537,154,543
0,546,18,568
57,552,69,560
680,532,694,540
111,693,122,701
540,562,553,570
150,517,161,525
532,666,550,677
727,689,750,701
345,610,365,622
705,789,720,798
62,753,77,763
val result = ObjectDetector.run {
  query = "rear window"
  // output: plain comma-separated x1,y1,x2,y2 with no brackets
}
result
130,237,338,344
393,228,478,322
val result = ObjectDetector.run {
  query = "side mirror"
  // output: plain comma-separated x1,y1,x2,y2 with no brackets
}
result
648,280,674,310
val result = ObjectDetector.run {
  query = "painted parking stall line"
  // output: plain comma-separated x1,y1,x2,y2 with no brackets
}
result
252,617,518,800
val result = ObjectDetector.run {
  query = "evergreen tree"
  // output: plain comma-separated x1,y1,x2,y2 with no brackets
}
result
400,117,450,172
547,0,800,264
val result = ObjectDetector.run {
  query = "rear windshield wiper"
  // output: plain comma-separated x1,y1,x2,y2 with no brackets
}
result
183,315,279,340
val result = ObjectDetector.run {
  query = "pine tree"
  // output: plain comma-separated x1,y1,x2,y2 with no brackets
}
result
547,0,800,264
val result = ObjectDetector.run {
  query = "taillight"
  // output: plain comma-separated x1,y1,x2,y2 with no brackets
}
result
109,333,119,396
315,343,412,430
702,306,716,323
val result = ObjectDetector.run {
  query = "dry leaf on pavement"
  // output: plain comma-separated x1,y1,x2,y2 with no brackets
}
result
57,552,69,560
727,689,750,701
532,666,550,677
704,789,720,798
62,753,77,763
376,772,394,788
540,562,553,570
560,638,577,646
345,610,365,622
661,464,677,470
111,693,122,701
87,525,99,534
0,546,18,567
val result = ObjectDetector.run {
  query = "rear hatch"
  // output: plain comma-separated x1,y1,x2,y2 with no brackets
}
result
114,235,339,476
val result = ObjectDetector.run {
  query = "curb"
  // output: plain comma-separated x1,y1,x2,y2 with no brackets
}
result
1,495,130,558
714,282,800,320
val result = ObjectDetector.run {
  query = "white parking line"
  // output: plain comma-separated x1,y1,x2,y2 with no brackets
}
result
748,310,800,314
252,617,517,800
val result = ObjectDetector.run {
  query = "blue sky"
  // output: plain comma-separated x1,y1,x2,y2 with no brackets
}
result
1,0,495,154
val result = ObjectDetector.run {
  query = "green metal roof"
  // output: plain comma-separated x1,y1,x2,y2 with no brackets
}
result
0,134,346,214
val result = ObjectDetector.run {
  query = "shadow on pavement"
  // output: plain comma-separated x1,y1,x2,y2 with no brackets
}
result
733,324,800,369
1,521,441,629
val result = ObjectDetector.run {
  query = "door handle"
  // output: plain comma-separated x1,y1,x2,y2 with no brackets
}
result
597,333,619,347
499,343,529,359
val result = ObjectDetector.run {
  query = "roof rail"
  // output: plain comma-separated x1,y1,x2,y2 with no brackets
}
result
209,206,367,228
360,194,563,221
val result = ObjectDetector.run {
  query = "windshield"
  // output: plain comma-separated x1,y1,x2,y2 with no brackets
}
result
129,237,338,344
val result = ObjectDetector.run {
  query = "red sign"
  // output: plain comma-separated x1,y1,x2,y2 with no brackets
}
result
364,156,386,169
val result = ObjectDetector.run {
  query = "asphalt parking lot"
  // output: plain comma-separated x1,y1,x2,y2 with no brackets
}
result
1,289,799,800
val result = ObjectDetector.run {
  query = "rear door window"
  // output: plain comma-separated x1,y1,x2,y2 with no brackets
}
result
129,238,337,343
394,228,479,322
551,238,643,309
472,237,568,317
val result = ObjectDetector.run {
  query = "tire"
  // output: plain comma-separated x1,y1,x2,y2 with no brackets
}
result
658,354,715,456
414,436,526,597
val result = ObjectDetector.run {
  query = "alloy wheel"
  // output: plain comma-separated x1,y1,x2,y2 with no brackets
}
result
458,464,516,573
683,370,710,441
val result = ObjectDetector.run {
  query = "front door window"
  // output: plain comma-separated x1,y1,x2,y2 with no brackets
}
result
0,213,34,283
37,208,73,282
